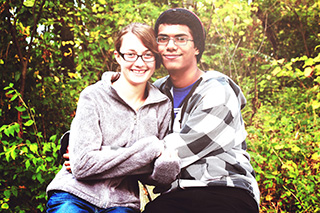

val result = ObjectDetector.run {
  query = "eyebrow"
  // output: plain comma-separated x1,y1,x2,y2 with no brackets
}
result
122,49,151,53
158,33,189,37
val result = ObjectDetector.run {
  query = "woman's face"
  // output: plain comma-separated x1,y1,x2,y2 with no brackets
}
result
115,32,156,86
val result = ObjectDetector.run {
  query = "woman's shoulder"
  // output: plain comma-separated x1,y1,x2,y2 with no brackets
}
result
80,72,115,95
147,82,170,103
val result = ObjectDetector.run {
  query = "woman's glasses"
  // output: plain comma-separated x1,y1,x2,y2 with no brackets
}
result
119,52,155,62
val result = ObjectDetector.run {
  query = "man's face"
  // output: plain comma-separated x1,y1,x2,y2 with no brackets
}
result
157,24,199,73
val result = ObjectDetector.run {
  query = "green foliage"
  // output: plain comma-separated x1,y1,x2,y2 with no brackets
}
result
0,84,61,212
245,52,320,212
252,0,320,60
0,1,166,211
0,0,320,212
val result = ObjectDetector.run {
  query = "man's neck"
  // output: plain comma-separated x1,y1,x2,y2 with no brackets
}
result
169,67,204,88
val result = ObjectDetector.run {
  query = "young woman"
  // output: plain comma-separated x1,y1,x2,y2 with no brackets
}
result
46,23,180,213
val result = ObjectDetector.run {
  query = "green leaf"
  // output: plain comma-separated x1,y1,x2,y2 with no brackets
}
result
98,0,107,4
36,173,45,183
29,143,38,154
5,90,15,95
304,67,313,77
24,120,34,127
1,203,9,209
12,122,20,134
311,100,320,110
11,187,18,197
4,125,14,137
23,0,35,7
10,147,17,160
4,190,11,198
49,135,57,142
4,83,14,90
25,160,31,169
15,105,26,112
10,93,18,102
0,124,8,132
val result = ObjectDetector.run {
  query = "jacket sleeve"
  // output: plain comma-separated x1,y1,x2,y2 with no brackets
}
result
138,99,181,186
164,77,248,168
140,150,181,186
69,89,164,180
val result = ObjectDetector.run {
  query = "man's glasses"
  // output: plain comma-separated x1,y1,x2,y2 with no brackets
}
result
119,52,155,62
156,36,194,46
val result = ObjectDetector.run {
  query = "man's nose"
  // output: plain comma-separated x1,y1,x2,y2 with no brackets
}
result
166,39,177,50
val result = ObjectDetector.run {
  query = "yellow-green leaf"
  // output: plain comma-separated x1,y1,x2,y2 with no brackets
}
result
23,0,35,7
274,144,284,150
272,67,281,76
24,120,34,127
311,100,320,110
291,145,300,153
30,143,38,154
1,203,9,209
304,67,313,77
311,152,319,160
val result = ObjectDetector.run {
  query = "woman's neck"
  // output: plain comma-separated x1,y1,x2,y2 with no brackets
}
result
112,76,147,111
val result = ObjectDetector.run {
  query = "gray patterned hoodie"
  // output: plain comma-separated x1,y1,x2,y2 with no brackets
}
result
46,72,178,210
154,71,260,207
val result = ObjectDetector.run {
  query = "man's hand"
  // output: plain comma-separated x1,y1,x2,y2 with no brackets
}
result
63,153,71,173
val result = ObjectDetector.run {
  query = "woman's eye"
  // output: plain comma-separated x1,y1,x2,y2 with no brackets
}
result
144,53,153,57
126,53,136,57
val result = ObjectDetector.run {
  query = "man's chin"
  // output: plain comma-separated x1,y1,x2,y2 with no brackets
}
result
163,61,181,71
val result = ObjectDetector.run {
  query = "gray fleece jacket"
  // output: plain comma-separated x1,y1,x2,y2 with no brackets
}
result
46,72,178,210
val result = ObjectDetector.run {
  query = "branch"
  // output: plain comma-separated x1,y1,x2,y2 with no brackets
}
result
290,7,310,57
26,0,46,60
256,13,268,54
5,2,24,64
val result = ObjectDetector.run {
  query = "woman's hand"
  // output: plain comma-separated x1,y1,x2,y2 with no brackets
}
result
151,149,181,185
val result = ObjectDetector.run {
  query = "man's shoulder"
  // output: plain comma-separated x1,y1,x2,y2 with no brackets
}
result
201,70,246,108
202,70,229,82
202,70,240,89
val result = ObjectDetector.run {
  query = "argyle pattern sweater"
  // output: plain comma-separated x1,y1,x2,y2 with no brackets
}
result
154,71,260,206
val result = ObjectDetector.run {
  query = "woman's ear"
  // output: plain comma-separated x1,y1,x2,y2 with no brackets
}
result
114,51,121,64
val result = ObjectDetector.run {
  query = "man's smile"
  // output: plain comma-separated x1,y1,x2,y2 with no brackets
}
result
163,54,182,60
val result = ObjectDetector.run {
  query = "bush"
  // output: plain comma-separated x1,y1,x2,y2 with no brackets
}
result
0,84,61,212
245,53,320,212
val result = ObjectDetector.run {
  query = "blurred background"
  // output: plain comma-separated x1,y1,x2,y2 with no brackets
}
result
0,0,319,212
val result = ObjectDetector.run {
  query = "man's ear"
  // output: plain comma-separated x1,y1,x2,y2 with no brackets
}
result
195,47,200,56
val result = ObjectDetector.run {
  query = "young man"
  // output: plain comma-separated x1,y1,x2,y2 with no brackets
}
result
142,8,260,213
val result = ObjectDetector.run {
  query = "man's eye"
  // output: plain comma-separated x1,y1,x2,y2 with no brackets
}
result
159,37,168,41
176,37,186,41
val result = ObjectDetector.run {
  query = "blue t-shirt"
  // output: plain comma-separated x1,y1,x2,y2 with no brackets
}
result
173,81,197,117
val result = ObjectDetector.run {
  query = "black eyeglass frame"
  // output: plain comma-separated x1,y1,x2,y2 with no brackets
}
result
119,52,155,62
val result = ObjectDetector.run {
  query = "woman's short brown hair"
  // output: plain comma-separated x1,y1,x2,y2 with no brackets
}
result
115,23,162,69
